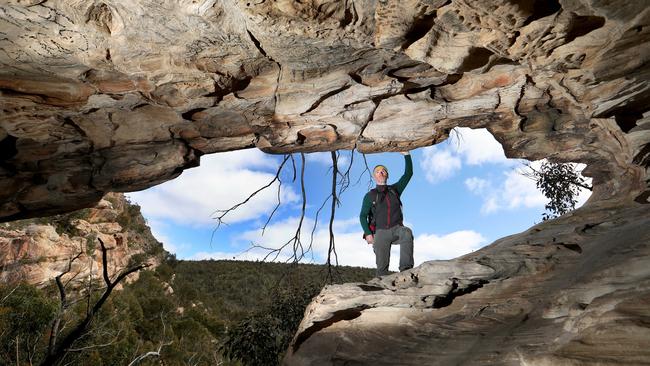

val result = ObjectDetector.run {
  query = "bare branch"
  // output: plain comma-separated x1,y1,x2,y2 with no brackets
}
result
357,152,373,190
0,285,19,304
246,153,311,264
48,252,83,357
99,241,110,286
41,237,149,366
211,155,291,241
307,194,330,263
292,153,307,261
127,314,173,366
261,161,286,236
326,151,340,282
337,150,355,197
289,153,297,182
66,330,122,352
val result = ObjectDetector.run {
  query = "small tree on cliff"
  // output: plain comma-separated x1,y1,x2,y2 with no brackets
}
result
524,161,592,220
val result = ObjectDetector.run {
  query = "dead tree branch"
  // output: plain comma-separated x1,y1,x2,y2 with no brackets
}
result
326,151,340,282
65,330,122,352
249,153,308,263
127,314,173,366
356,152,373,190
48,251,83,358
41,238,149,366
337,150,355,197
211,155,291,241
306,188,331,263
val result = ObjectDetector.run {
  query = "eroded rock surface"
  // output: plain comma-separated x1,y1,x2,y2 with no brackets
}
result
0,193,162,287
0,1,649,364
285,202,650,365
0,0,648,220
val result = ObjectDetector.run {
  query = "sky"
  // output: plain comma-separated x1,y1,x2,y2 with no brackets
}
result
127,127,592,271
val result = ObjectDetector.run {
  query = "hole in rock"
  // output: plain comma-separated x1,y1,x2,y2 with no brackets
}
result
614,113,641,133
0,134,18,161
340,6,355,28
565,14,606,43
181,108,207,121
204,76,252,99
598,90,650,125
558,243,582,253
402,11,438,50
431,279,489,308
125,127,592,279
231,76,253,94
457,47,494,73
520,0,562,26
358,284,384,291
293,306,369,352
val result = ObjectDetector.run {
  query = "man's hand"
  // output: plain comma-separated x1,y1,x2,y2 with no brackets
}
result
365,234,374,245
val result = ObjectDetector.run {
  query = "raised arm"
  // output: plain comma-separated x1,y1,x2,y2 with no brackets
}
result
394,152,413,195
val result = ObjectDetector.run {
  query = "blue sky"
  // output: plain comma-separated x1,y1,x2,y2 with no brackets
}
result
127,127,591,271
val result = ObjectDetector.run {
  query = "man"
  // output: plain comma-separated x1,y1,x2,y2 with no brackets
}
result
359,151,413,277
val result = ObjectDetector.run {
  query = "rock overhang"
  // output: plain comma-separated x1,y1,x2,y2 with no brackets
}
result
0,0,648,221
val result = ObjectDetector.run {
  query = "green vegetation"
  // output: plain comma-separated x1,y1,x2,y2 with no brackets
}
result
0,194,374,365
0,284,57,365
0,260,374,366
525,161,592,221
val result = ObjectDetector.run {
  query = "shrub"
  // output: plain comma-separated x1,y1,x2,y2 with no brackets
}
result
0,283,57,364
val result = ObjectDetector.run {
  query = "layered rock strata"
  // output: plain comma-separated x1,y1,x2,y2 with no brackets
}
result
285,201,650,365
0,0,648,220
0,193,161,287
0,0,649,364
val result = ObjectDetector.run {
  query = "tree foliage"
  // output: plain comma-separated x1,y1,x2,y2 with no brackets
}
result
0,284,57,365
0,259,373,366
526,161,592,220
220,281,321,366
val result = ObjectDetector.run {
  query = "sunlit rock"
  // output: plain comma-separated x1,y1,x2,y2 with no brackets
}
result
0,1,649,364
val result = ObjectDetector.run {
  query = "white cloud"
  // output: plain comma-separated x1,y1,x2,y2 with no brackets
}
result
464,177,489,194
465,160,592,215
420,127,517,184
127,149,299,227
448,127,512,165
196,216,489,272
304,151,350,169
413,230,487,261
420,147,462,183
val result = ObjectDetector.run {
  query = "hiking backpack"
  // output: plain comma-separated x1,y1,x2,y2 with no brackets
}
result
367,185,403,234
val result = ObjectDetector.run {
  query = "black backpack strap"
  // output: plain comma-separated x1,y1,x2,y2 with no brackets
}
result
367,188,378,233
388,185,402,207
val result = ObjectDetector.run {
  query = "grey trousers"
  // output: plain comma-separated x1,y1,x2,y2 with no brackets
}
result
373,225,414,276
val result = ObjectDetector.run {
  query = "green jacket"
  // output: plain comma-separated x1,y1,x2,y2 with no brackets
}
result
359,155,413,236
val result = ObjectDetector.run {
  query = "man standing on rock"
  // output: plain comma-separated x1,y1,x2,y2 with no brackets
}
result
360,151,414,277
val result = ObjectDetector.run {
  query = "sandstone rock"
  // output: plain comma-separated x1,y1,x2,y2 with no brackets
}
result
0,0,647,219
0,1,649,364
285,203,650,365
0,193,161,287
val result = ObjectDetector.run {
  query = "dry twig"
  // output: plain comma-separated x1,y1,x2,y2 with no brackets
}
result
42,238,149,366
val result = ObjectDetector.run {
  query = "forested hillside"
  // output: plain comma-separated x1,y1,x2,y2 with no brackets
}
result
1,258,374,365
0,195,375,365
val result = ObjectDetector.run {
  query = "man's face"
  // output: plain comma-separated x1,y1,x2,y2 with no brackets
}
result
373,166,388,184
